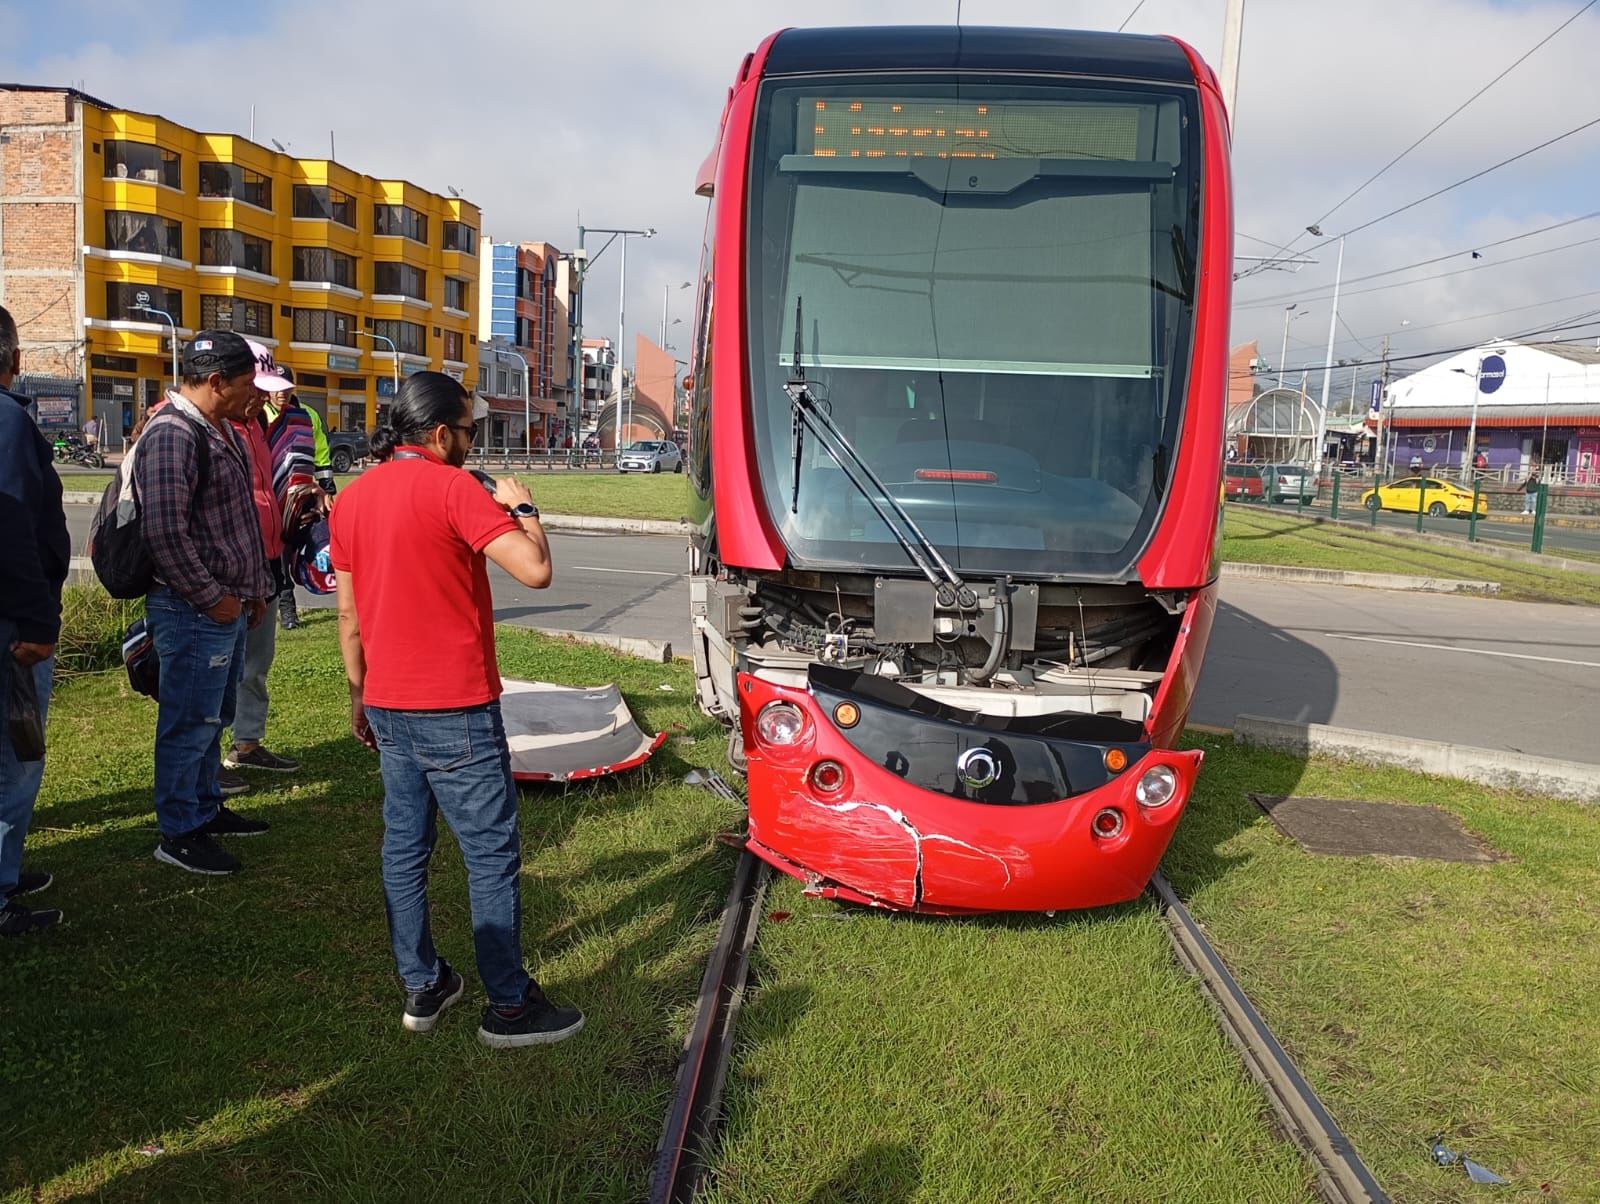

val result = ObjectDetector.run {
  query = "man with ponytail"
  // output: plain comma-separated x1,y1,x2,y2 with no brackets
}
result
328,371,582,1047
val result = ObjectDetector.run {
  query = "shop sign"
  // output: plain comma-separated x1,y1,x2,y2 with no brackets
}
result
1478,354,1506,394
327,353,361,371
400,360,428,377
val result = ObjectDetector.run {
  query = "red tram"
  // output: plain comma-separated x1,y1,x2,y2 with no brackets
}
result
683,26,1233,913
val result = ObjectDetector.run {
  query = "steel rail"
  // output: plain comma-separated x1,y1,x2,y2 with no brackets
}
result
649,770,769,1204
1149,872,1390,1204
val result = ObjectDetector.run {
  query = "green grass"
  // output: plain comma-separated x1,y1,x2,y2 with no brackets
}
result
702,879,1315,1203
1222,506,1600,605
1166,735,1600,1204
56,468,689,523
1,616,742,1202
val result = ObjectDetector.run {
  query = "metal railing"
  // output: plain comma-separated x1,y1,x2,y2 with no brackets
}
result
471,447,618,470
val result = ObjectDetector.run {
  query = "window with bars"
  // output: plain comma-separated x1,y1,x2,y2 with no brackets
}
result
200,295,273,337
200,229,272,274
372,319,426,355
293,246,359,289
292,308,358,346
103,211,183,259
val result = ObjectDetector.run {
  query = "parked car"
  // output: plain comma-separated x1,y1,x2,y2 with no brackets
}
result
1224,464,1264,500
327,429,370,474
1264,463,1314,503
617,440,684,474
1360,476,1488,519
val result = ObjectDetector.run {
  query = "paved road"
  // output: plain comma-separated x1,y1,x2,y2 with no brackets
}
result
1237,498,1600,558
65,507,1598,764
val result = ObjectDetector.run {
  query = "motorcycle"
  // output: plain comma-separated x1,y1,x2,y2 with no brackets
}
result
53,431,105,468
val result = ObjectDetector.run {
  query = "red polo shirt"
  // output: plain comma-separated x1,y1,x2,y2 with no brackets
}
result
328,448,517,710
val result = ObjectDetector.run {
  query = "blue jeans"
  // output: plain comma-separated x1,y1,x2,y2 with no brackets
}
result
146,587,246,838
1,619,53,899
365,702,530,1007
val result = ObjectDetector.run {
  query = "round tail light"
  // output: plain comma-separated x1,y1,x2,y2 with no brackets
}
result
755,701,806,746
810,760,847,794
1136,765,1179,808
1091,807,1125,839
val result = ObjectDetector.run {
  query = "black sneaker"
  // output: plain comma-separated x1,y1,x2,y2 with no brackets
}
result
217,766,251,797
203,804,270,838
224,745,300,773
5,869,53,899
278,595,300,630
477,982,584,1049
403,958,466,1033
154,831,240,876
0,899,63,937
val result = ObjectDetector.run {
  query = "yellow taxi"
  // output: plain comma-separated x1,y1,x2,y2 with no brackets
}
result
1360,476,1489,518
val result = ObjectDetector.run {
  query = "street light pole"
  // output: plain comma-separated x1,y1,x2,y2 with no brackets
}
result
1277,303,1305,389
580,226,654,449
354,329,400,404
1310,227,1344,475
1219,0,1247,118
130,297,178,410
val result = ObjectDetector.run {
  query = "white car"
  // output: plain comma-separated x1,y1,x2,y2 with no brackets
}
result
1265,464,1314,503
617,440,684,473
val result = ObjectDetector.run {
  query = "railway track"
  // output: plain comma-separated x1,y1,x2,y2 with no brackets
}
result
652,771,1387,1204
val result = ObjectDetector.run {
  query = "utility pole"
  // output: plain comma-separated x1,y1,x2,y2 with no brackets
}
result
1219,0,1247,118
1313,230,1344,476
1377,333,1391,475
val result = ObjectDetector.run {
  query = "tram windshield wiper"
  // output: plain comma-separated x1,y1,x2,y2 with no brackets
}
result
783,296,973,605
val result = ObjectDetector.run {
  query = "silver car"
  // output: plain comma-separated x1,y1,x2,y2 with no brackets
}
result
1265,463,1314,503
617,440,684,474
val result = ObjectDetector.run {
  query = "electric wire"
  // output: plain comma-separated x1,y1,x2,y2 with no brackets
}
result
1117,0,1148,33
1247,0,1599,274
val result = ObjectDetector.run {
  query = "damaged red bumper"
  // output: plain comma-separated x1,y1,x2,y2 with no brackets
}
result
739,673,1202,914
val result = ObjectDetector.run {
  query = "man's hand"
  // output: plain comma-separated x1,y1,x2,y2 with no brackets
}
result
245,598,267,629
9,641,55,667
493,475,535,513
349,684,377,750
206,594,243,624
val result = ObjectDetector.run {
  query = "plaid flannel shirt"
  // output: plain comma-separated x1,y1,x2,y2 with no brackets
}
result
133,403,272,611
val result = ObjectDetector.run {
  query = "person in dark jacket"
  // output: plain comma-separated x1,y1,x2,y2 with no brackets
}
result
1521,467,1542,515
0,304,70,937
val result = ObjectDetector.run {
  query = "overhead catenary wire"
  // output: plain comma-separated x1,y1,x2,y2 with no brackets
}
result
1227,323,1600,378
1246,0,1599,275
1117,0,1148,33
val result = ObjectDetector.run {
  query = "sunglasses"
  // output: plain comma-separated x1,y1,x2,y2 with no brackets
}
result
445,420,480,439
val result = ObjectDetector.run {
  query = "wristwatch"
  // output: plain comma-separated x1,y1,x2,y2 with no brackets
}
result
510,501,540,519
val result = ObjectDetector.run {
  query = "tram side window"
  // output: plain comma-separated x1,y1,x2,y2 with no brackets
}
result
688,198,716,500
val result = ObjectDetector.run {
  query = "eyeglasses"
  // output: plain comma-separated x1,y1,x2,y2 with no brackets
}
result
445,420,479,440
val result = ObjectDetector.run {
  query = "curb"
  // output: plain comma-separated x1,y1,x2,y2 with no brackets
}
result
539,514,687,537
1220,561,1499,596
524,626,673,663
1231,713,1600,803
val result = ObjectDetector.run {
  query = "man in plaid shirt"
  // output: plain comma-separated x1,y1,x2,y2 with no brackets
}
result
133,330,277,876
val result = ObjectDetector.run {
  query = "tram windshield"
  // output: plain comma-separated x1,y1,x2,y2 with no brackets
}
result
747,76,1202,579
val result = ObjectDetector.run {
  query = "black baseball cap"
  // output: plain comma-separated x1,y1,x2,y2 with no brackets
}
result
180,330,254,378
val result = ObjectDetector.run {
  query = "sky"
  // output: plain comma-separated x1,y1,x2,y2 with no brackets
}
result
5,0,1598,399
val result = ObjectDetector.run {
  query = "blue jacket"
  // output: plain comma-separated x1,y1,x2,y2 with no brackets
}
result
0,384,70,643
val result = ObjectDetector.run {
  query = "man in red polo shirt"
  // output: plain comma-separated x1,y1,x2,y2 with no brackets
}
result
329,371,582,1048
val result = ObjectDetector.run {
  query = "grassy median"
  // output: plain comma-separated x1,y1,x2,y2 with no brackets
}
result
1167,735,1600,1204
1,616,741,1202
1222,506,1600,605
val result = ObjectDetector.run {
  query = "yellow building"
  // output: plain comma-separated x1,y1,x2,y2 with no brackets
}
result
0,85,478,439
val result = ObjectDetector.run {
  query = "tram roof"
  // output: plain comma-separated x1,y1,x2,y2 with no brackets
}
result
763,27,1198,84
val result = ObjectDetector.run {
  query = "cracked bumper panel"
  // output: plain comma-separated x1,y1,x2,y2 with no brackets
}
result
740,673,1203,913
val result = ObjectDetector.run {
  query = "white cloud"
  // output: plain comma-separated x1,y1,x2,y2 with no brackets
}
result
8,0,1599,383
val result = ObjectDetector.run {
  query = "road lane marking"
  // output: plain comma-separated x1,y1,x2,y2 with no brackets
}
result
570,565,680,577
1325,632,1600,669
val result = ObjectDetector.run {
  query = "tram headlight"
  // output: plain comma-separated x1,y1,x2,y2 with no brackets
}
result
1136,764,1179,808
755,701,807,747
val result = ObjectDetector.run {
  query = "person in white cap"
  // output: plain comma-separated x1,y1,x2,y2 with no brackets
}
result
222,338,302,781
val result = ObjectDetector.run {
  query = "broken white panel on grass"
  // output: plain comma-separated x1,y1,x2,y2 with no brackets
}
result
500,678,666,783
